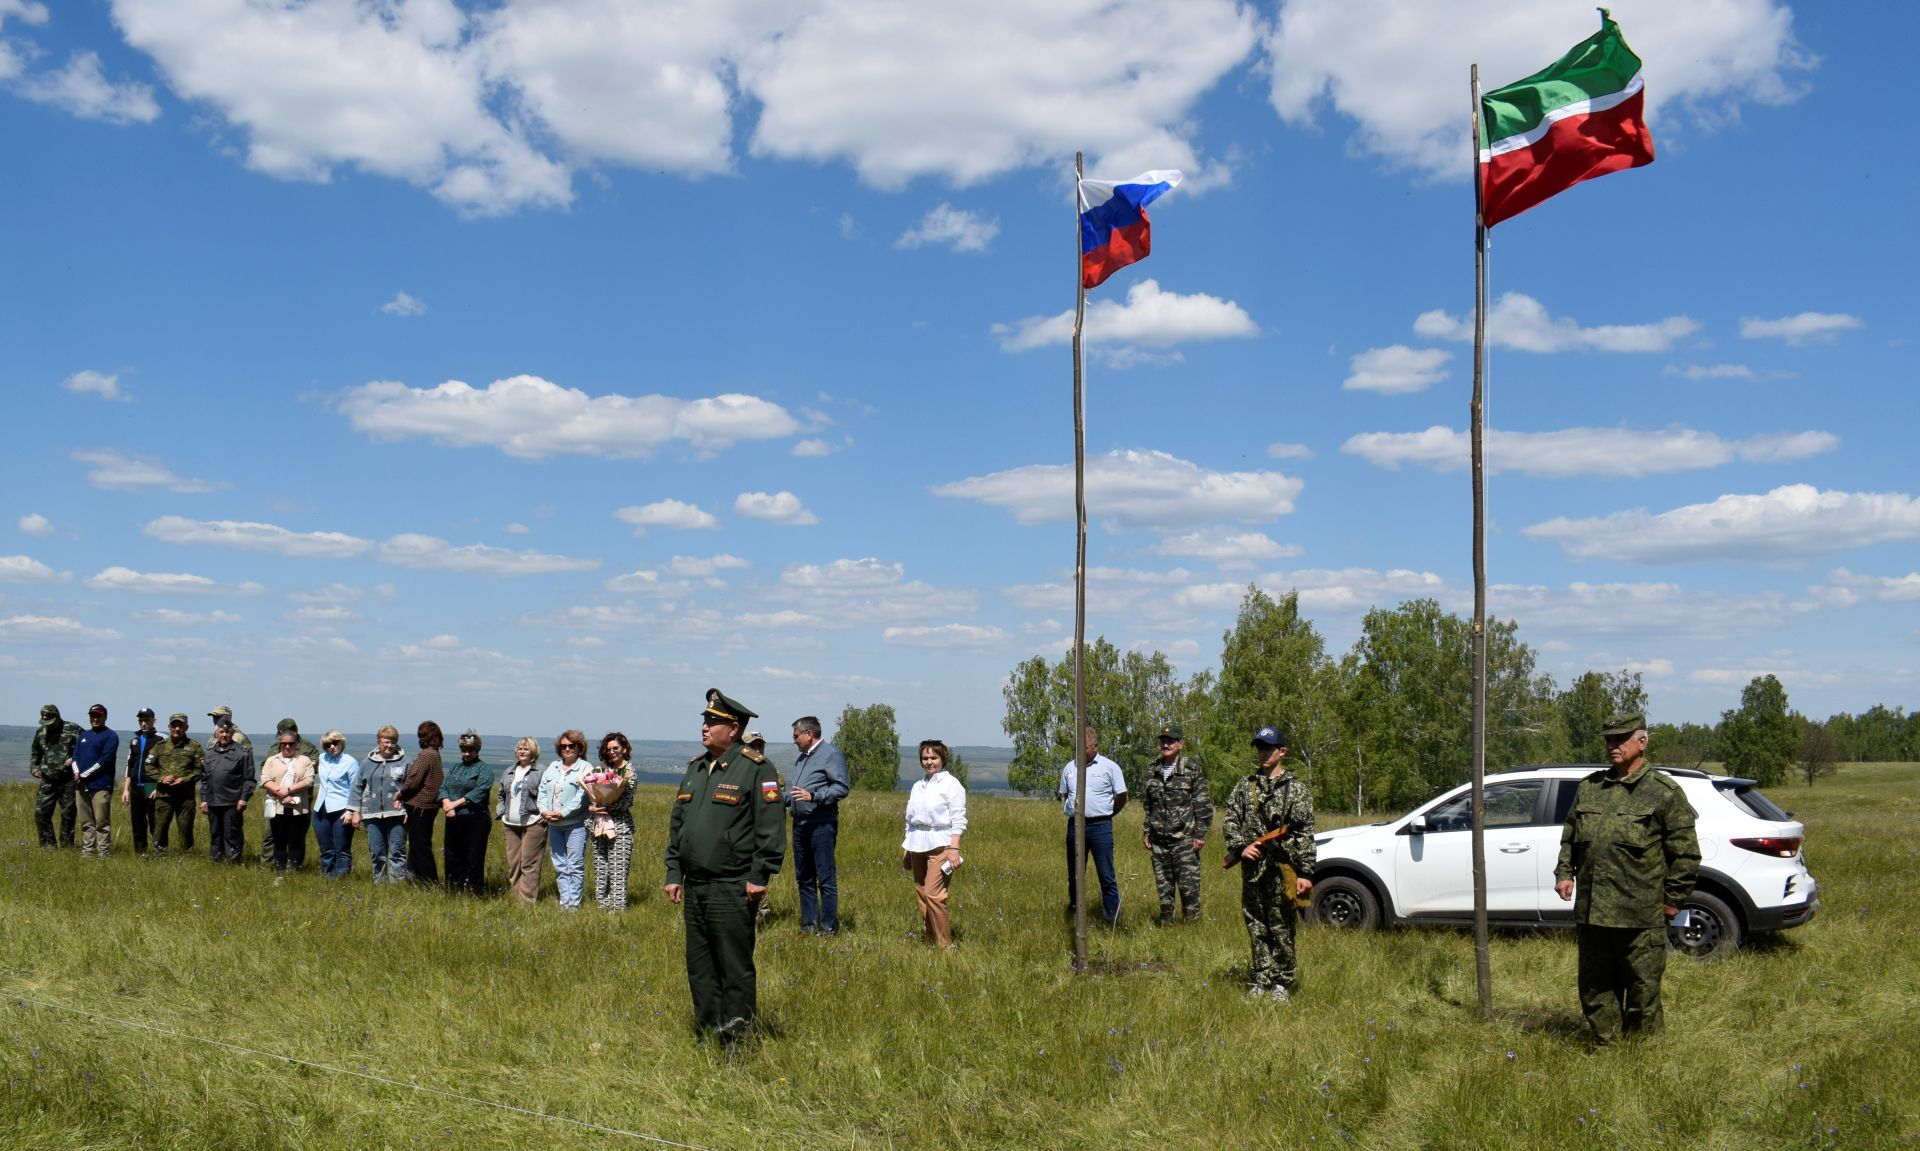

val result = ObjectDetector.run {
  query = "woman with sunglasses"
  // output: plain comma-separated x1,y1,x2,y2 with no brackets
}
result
259,730,315,872
588,732,639,911
538,729,591,910
312,730,358,878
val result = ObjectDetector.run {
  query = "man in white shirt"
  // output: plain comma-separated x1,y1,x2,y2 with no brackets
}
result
1058,727,1128,924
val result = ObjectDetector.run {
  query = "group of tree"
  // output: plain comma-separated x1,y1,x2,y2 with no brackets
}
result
999,586,1916,811
825,702,969,790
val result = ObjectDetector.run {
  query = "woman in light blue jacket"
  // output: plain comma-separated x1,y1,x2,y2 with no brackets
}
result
312,730,359,879
538,729,590,910
348,724,411,884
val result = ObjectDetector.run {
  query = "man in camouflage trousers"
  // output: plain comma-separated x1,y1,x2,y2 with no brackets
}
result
1223,726,1315,1002
1555,711,1700,1044
1139,723,1213,924
30,704,81,849
147,713,205,854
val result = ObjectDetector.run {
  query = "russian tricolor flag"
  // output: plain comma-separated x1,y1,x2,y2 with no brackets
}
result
1078,169,1182,290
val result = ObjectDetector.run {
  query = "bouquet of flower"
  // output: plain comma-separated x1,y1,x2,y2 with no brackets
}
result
582,768,631,839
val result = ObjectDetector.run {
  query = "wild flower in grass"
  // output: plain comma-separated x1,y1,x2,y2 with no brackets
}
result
1506,1050,1516,1060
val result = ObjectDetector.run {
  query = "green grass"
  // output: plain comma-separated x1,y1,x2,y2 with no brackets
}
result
2,767,1917,1149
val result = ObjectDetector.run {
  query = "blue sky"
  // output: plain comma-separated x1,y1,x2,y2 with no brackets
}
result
2,0,1913,746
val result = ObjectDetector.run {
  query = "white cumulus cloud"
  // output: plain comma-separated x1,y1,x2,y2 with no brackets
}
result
0,555,67,583
60,369,130,401
17,513,54,537
613,499,720,536
381,290,427,317
994,279,1258,363
1414,293,1699,354
735,491,819,525
1343,425,1836,477
667,554,750,577
1154,529,1301,567
376,534,600,575
895,203,999,252
1343,345,1451,394
142,515,371,558
934,449,1301,530
12,49,159,123
882,624,1009,648
339,376,801,459
1523,485,1920,563
1809,568,1920,607
0,614,120,642
1739,312,1864,345
83,566,266,596
74,450,226,493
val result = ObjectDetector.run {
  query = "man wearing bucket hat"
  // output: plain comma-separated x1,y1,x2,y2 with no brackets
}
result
664,689,787,1047
1555,711,1700,1044
1222,726,1315,1003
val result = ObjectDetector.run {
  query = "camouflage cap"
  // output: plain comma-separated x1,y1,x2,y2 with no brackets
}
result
1158,724,1184,741
277,717,302,734
208,705,234,720
1601,711,1647,737
744,729,767,748
39,704,60,722
702,687,757,724
168,712,190,726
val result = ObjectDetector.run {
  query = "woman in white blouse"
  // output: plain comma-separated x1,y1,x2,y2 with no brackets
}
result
901,739,968,951
496,737,546,905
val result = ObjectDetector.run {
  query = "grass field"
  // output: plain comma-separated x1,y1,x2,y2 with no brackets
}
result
2,765,1916,1150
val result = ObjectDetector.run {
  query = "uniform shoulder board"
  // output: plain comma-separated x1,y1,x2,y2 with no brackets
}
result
740,746,766,764
687,753,707,767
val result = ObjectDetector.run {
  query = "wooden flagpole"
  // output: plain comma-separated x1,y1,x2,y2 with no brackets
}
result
1469,65,1493,1018
1071,151,1091,975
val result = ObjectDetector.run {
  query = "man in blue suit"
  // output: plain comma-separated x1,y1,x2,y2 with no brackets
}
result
787,716,850,936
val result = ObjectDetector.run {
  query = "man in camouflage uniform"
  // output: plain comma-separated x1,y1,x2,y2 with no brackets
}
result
147,713,205,854
30,704,82,849
1139,723,1213,924
1222,726,1315,1003
1555,711,1700,1044
664,689,787,1047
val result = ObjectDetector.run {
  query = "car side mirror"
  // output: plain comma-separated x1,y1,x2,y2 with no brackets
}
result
1400,816,1428,835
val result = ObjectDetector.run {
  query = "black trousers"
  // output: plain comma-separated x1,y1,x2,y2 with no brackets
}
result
206,805,244,862
128,789,158,854
404,807,439,884
270,812,311,870
443,816,490,894
682,879,758,1042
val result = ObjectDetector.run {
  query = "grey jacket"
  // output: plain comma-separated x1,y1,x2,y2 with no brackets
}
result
788,740,850,820
349,751,411,820
495,762,545,827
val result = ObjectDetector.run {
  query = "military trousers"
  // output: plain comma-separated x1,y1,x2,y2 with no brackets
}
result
681,879,759,1042
152,786,196,853
1147,838,1203,920
78,789,113,856
1241,873,1299,992
34,774,77,848
127,789,158,854
1575,924,1668,1043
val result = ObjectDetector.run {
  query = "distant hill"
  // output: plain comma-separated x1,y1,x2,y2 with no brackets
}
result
0,726,1018,793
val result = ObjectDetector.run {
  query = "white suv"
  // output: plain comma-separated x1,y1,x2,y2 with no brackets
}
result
1306,765,1818,958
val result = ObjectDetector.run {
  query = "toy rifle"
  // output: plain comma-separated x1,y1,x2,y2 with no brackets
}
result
1223,824,1310,908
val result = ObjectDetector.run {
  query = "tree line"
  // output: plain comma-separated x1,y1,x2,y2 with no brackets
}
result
997,587,1918,810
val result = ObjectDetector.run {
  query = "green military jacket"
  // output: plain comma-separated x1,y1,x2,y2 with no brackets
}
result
1140,755,1214,845
30,721,81,778
146,737,206,789
1554,764,1701,929
1222,768,1316,885
665,743,787,887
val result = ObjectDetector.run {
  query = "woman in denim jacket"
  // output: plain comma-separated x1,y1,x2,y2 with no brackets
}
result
496,737,547,905
348,725,412,884
538,729,591,910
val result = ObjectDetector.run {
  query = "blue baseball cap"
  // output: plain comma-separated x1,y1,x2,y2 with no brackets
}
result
1251,726,1287,748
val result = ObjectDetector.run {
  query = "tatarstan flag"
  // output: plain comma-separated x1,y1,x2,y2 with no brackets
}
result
1480,10,1654,228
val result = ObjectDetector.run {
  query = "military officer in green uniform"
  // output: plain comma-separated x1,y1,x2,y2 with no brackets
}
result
1222,726,1315,1003
1555,711,1701,1044
147,713,206,854
30,704,82,849
1140,723,1213,924
664,689,787,1046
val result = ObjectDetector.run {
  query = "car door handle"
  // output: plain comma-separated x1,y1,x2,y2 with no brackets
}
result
1498,845,1530,853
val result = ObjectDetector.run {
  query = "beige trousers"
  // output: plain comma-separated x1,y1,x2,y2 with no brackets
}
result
503,822,547,904
908,850,955,950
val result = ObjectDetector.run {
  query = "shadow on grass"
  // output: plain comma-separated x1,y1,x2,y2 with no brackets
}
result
1488,1002,1590,1040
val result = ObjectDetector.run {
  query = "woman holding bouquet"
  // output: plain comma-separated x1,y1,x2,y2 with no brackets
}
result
586,732,638,911
538,729,591,910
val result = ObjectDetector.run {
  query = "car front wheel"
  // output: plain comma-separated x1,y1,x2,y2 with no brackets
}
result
1308,876,1380,931
1668,890,1743,960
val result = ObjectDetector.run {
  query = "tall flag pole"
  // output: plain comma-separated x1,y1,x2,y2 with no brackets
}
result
1468,8,1656,1016
1071,160,1181,974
